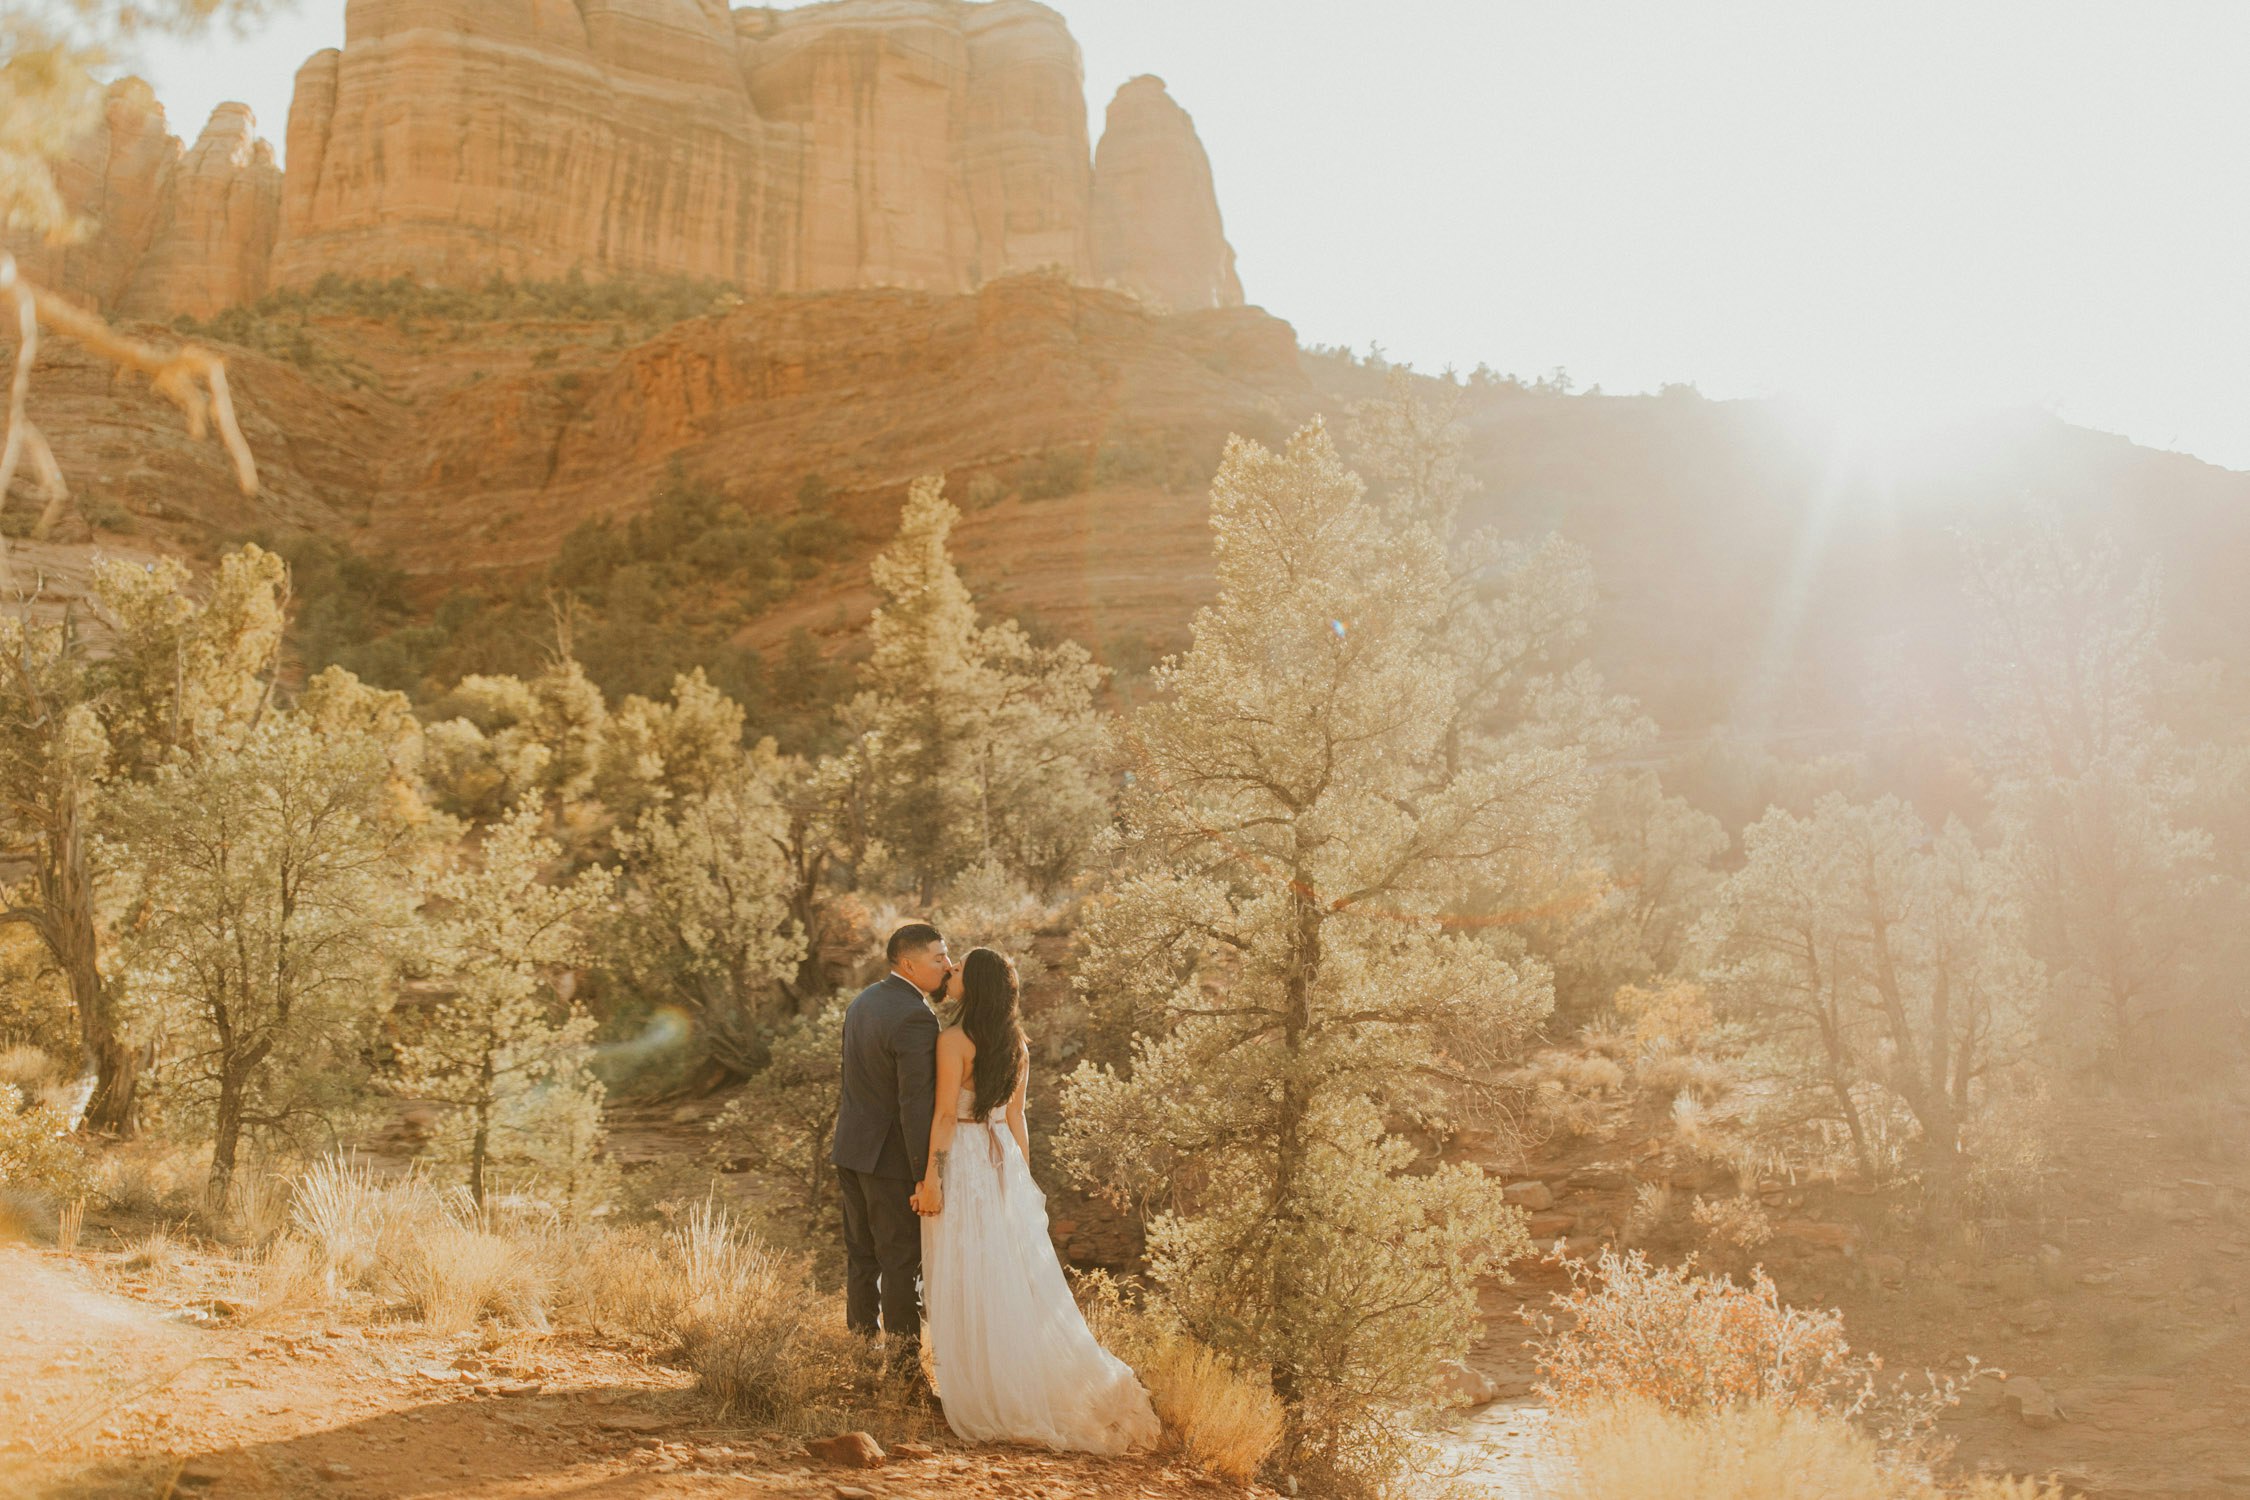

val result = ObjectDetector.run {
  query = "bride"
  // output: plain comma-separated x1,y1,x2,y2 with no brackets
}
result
916,947,1160,1453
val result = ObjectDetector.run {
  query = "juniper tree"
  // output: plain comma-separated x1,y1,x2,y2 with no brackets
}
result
1695,793,2043,1215
108,711,414,1209
846,477,1107,899
1962,518,2229,1064
0,548,288,1132
397,806,616,1213
606,761,804,1075
1060,420,1615,1487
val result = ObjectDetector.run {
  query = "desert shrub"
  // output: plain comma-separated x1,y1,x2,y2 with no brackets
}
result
665,1200,860,1422
0,1044,61,1095
0,1083,93,1206
1615,981,1715,1056
1079,1274,1285,1484
1535,1249,1857,1417
1015,446,1090,500
710,998,849,1235
1531,1249,1957,1451
1580,1020,1631,1060
95,1143,200,1218
1557,1054,1627,1095
1639,1053,1731,1104
1557,1400,2064,1500
1689,1194,1773,1264
1529,1079,1605,1141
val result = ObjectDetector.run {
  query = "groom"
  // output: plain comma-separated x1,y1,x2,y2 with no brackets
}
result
832,922,950,1381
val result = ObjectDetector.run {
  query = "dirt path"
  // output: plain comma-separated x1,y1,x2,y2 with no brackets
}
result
0,1245,1269,1500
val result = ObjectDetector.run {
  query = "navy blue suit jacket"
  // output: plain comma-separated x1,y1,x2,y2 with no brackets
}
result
830,973,941,1182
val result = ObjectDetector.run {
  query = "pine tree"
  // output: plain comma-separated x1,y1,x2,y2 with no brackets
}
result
397,806,617,1213
1059,421,1602,1486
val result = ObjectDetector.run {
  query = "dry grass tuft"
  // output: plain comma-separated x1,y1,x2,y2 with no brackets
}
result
1137,1332,1285,1482
1080,1274,1284,1484
0,1044,59,1094
1559,1401,2062,1500
385,1217,550,1333
1555,1054,1628,1095
291,1155,394,1288
225,1167,294,1247
667,1199,858,1423
251,1235,329,1321
121,1231,185,1275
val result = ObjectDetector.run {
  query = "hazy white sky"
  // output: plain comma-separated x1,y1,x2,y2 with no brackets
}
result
133,1,2250,469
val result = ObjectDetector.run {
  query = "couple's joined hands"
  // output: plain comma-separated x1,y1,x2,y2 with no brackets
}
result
911,1181,943,1217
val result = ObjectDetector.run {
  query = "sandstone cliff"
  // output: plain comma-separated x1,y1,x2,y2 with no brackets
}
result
119,104,284,319
3,81,278,319
20,1,1241,318
1091,75,1243,311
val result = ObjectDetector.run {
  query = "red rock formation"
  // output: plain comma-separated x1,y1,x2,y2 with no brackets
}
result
7,80,181,310
274,0,770,289
1091,75,1243,312
120,104,283,319
3,83,284,320
16,2,1245,318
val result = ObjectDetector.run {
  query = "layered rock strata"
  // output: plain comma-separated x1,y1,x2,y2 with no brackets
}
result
18,1,1241,318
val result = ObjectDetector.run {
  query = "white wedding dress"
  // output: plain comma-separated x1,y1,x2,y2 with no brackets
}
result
922,1085,1161,1453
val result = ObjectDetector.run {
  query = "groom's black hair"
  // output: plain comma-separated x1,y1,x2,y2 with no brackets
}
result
886,922,944,964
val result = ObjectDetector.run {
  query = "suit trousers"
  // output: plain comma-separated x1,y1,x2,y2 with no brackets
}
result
837,1165,921,1360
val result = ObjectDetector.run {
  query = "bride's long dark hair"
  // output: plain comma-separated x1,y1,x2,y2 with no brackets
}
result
957,947,1025,1122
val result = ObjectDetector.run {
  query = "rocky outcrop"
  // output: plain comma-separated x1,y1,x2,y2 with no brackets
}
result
7,81,180,309
276,0,769,288
119,105,283,319
735,0,1095,291
274,0,1109,297
3,83,281,320
1091,75,1242,312
17,2,1243,317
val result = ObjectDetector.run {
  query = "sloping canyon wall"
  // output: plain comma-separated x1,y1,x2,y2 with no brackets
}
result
8,0,1241,320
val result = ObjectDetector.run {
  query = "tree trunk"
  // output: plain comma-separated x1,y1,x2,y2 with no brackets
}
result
1267,876,1321,1422
207,1070,247,1213
51,787,134,1135
470,1054,494,1212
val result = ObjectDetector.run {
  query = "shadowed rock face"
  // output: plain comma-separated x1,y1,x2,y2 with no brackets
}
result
11,0,1241,318
1091,75,1243,312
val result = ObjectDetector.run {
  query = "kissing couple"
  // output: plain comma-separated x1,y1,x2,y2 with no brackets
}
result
829,923,1161,1453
